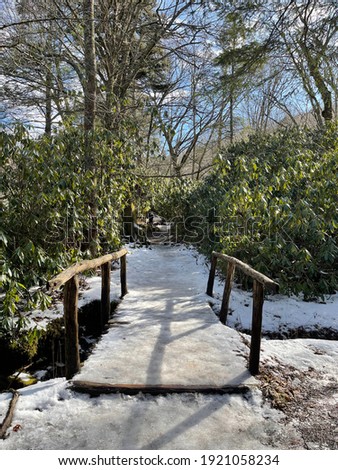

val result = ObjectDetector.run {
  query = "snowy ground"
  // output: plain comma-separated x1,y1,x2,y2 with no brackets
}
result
0,245,337,450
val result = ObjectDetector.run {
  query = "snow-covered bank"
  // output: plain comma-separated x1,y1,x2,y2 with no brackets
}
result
0,245,337,450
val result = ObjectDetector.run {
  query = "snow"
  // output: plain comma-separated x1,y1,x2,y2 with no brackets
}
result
0,245,337,450
76,247,255,388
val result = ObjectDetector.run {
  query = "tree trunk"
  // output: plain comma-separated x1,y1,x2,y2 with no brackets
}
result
299,41,333,123
229,61,235,144
229,92,234,144
83,0,97,254
104,77,114,132
83,0,97,164
172,159,182,177
45,67,52,135
307,60,332,122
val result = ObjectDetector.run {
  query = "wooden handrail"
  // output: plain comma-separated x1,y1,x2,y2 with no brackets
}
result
48,248,128,379
210,252,279,292
206,251,279,375
48,248,128,290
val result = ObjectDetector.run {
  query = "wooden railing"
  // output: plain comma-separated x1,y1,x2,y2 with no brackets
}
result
206,252,279,375
48,248,128,379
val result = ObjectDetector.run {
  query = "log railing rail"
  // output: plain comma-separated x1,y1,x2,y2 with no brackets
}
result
48,248,128,379
206,251,279,375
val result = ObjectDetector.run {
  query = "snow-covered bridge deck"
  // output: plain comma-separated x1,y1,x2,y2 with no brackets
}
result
73,246,257,392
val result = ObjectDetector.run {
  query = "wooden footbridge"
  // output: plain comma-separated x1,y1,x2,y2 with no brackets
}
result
48,246,278,395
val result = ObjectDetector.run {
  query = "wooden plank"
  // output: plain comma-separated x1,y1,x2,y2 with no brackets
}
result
0,390,19,439
249,280,264,375
64,275,80,379
206,253,217,296
120,254,128,298
70,381,251,396
213,252,279,292
101,261,111,328
48,248,128,290
219,262,235,325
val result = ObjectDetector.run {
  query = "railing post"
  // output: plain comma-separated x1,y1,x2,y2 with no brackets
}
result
206,253,217,297
120,254,128,298
101,261,111,328
249,280,264,375
219,262,235,325
64,275,80,379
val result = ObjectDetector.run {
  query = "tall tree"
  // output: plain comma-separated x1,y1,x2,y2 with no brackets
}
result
83,0,96,163
215,10,260,142
214,0,337,128
82,0,97,253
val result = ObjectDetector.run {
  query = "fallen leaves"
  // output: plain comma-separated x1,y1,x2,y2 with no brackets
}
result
258,358,338,449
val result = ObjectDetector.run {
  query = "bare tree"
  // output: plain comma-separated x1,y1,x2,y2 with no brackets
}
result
213,0,337,130
1,0,84,131
276,0,337,125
